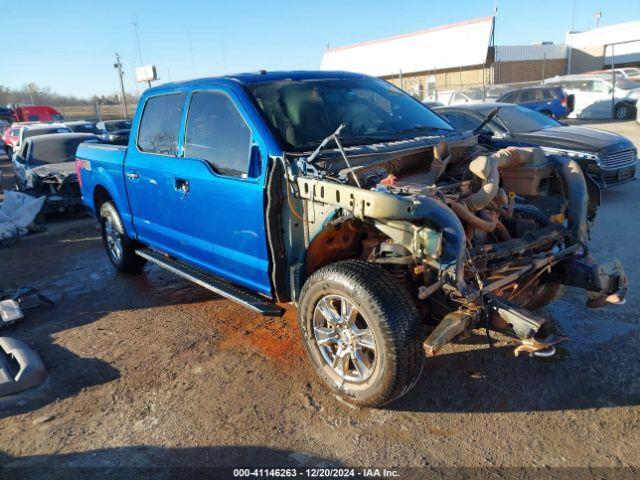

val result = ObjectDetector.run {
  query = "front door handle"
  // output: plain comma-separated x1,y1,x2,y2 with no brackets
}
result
175,178,189,194
125,171,139,181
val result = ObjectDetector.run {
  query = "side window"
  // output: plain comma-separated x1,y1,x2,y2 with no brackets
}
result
520,90,536,102
540,89,553,100
501,91,518,103
184,91,252,178
137,93,186,155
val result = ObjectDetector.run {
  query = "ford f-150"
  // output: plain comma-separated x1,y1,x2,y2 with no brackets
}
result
76,71,627,407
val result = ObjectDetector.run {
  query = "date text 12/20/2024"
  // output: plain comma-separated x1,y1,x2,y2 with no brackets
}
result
233,468,400,478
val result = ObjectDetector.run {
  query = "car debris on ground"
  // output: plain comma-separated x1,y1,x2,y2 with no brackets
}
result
0,191,46,243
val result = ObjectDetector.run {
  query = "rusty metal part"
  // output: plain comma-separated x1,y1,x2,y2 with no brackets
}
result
306,219,364,274
423,309,476,356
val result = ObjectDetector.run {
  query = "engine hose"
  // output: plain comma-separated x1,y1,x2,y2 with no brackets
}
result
448,200,497,232
464,148,523,212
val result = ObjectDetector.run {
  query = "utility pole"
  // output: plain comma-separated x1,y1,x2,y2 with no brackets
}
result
113,52,128,118
595,11,602,28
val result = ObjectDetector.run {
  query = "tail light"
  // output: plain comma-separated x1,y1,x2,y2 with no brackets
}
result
561,97,567,107
75,158,91,188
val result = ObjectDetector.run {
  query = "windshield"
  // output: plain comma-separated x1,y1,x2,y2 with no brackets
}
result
623,68,640,76
463,90,485,100
246,76,454,151
105,120,131,131
616,79,640,91
494,105,561,133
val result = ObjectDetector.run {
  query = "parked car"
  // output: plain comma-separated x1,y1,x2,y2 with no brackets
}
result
12,105,64,123
96,120,131,145
76,71,626,407
586,68,640,82
434,88,486,105
435,102,637,188
65,120,99,134
0,107,14,123
545,75,640,119
15,123,72,153
496,86,572,118
423,101,444,108
12,133,99,213
2,124,22,157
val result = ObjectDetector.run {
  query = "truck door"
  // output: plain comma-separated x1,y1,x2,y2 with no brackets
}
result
124,88,272,296
172,89,271,295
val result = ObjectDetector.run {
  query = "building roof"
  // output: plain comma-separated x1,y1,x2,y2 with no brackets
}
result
319,17,495,77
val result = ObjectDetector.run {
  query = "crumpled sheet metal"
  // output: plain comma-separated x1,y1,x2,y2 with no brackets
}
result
0,191,46,240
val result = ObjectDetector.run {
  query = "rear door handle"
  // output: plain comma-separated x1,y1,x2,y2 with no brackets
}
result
125,171,139,181
175,178,189,194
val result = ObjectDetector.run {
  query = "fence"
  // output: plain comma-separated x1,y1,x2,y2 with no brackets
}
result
56,104,137,122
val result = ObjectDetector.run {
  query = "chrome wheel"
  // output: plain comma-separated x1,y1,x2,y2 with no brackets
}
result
312,295,377,383
104,216,123,261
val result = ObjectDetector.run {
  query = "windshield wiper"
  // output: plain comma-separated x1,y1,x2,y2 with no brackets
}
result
306,123,362,188
473,107,501,135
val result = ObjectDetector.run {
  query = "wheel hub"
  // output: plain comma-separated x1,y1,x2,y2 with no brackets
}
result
312,294,377,383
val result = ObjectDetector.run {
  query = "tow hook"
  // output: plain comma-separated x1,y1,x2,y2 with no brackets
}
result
487,295,567,358
514,335,566,358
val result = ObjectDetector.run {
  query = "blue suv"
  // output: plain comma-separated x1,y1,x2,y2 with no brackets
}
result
496,86,572,119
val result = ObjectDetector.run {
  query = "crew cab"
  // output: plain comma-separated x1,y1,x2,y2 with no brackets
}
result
77,71,627,407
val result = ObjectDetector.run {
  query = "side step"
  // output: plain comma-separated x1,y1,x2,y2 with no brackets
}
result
135,248,283,317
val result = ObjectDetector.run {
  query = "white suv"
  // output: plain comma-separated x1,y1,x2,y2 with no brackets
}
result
546,75,640,120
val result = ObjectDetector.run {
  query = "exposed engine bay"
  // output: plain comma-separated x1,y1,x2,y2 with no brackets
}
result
287,128,627,357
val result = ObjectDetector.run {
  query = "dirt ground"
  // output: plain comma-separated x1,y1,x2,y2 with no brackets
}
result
0,121,639,477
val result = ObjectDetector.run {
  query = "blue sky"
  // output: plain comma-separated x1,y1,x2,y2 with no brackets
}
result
3,0,639,97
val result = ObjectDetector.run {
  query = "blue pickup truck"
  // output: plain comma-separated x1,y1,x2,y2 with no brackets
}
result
76,71,627,407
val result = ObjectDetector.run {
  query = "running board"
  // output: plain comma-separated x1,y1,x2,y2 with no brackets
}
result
135,248,283,317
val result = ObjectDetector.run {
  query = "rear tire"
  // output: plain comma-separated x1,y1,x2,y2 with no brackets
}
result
99,201,146,273
615,104,632,120
515,282,564,310
298,260,424,407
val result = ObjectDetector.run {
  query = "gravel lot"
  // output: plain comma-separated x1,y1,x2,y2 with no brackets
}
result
0,121,639,477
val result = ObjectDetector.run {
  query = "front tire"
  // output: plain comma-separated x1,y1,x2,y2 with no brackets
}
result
298,260,424,407
99,201,146,273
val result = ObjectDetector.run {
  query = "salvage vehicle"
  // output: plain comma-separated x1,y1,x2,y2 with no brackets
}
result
76,71,627,407
16,123,72,152
95,120,131,145
2,124,21,158
436,103,638,188
13,133,98,213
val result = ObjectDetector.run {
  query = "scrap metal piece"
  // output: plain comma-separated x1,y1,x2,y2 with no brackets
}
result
0,337,47,396
514,335,567,358
0,300,24,326
423,309,476,356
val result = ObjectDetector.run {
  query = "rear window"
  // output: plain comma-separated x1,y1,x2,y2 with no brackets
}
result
23,128,70,139
137,94,186,155
31,137,96,165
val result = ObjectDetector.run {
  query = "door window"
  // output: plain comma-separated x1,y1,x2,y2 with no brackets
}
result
137,93,186,155
184,91,252,178
519,89,536,102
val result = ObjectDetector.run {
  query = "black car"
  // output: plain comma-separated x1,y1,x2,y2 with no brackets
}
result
96,120,131,145
436,103,637,188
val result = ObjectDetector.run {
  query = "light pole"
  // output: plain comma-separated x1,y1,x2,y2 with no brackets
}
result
113,52,129,118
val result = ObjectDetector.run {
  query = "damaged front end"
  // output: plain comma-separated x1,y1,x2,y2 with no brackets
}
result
290,131,627,358
23,162,82,214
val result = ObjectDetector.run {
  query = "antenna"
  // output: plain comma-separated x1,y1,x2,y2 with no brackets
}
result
132,18,144,66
